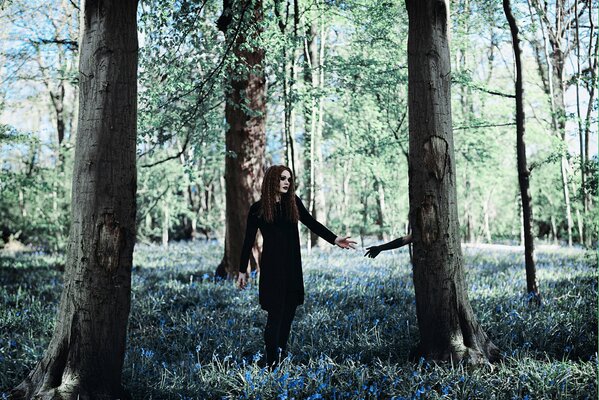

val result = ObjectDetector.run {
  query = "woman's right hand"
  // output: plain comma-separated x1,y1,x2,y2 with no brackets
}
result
237,272,248,289
364,246,381,258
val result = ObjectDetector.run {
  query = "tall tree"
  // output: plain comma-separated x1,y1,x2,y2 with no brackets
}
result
216,0,266,279
504,0,540,304
12,0,139,398
303,13,328,249
528,0,590,246
405,0,499,362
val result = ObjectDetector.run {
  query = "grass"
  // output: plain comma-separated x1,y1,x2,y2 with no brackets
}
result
0,242,597,399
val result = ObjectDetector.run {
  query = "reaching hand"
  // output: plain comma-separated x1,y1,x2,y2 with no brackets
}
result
364,246,381,258
237,272,248,289
335,236,357,249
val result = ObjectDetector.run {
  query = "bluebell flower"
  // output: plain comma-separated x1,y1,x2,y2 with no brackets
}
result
140,347,154,358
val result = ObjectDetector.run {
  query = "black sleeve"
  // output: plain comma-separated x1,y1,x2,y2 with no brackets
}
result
296,196,337,245
377,235,412,251
239,206,259,273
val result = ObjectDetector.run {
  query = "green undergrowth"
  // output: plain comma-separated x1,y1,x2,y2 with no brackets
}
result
1,242,597,399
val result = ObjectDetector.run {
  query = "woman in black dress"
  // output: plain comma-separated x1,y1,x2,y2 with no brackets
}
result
237,165,356,367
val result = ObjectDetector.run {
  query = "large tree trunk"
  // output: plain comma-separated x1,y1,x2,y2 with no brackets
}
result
405,0,499,363
12,0,138,398
216,0,266,279
504,0,540,304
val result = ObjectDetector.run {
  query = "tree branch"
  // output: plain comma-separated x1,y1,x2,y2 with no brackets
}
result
141,131,191,168
453,122,517,130
29,38,78,50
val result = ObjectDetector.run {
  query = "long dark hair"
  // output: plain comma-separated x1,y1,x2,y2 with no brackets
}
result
260,165,299,223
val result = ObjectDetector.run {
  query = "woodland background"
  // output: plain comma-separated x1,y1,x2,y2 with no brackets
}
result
0,1,598,399
0,0,596,252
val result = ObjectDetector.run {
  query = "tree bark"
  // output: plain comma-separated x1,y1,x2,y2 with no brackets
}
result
504,0,540,305
216,0,266,279
12,0,138,398
405,0,499,363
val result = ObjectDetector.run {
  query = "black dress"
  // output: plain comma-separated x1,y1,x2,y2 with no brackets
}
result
239,195,337,311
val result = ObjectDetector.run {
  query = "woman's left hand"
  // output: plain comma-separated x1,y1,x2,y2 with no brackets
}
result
335,236,357,249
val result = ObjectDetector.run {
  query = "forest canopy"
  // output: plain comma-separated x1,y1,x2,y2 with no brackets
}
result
0,0,596,251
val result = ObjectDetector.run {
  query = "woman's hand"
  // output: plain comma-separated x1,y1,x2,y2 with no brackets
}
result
364,246,381,258
334,236,357,249
237,272,248,289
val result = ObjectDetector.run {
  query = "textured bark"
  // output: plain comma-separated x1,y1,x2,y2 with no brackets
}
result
12,0,138,398
504,0,540,304
216,0,266,279
405,0,499,363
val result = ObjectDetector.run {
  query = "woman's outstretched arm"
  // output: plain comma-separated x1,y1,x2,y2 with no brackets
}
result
295,195,356,249
364,234,412,258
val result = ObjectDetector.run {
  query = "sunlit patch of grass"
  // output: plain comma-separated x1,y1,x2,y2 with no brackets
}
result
1,242,596,399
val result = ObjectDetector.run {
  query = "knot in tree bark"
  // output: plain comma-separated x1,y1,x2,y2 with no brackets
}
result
423,135,448,180
96,213,123,272
418,194,439,246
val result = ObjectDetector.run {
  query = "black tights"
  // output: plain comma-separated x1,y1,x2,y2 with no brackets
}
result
264,295,297,366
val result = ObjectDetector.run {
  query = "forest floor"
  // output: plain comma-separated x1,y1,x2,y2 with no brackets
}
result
0,241,597,399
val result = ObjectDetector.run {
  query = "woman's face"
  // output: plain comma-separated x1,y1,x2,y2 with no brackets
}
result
279,170,291,194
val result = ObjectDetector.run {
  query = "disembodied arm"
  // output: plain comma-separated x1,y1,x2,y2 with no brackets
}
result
364,234,412,258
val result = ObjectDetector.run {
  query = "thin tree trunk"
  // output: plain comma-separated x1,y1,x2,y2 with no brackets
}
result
483,190,493,243
216,0,266,278
12,0,138,397
504,0,540,304
483,205,491,243
312,17,327,248
551,214,557,244
560,158,573,246
162,197,169,248
406,0,499,363
573,0,585,246
375,178,387,241
583,4,598,246
530,0,574,246
275,0,294,172
303,20,318,251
